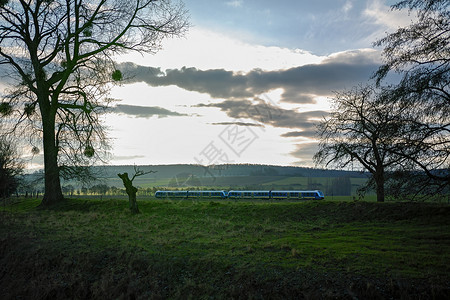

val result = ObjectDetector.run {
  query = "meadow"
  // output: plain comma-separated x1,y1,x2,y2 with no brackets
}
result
1,196,449,299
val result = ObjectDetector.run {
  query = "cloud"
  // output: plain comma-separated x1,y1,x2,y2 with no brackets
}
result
290,143,320,166
225,0,243,8
115,28,324,72
196,98,327,130
364,0,414,31
342,0,353,13
281,131,317,138
209,121,264,127
111,104,187,118
119,49,380,105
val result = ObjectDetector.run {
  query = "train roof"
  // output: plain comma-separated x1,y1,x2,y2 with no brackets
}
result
155,190,226,192
228,190,323,193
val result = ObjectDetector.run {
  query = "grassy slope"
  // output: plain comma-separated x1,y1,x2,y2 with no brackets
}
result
1,197,449,299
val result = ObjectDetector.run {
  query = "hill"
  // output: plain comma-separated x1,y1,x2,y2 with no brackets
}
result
99,164,368,179
95,164,370,195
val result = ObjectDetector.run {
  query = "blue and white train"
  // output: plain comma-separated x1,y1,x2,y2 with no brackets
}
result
154,190,324,200
154,190,228,199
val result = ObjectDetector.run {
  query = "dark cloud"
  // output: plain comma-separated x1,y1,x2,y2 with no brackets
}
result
196,98,327,130
290,143,320,165
117,50,376,136
209,122,264,127
119,49,380,104
111,104,187,118
281,131,317,138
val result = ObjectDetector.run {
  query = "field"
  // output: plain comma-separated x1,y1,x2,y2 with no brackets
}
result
1,197,449,299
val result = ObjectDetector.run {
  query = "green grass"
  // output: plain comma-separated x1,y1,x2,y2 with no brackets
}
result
1,197,449,299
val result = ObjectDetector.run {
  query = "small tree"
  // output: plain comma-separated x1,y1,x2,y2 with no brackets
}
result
314,85,408,202
118,165,155,214
0,136,24,199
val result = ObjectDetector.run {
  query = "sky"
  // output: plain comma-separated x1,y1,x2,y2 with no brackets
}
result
19,0,416,168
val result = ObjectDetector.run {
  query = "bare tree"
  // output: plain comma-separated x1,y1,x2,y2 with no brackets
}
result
314,85,410,202
0,0,188,206
0,135,24,199
118,165,155,214
374,0,450,185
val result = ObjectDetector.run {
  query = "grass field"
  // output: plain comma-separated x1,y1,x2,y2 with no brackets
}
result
1,197,449,299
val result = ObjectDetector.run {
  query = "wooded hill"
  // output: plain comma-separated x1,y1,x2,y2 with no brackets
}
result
99,164,368,180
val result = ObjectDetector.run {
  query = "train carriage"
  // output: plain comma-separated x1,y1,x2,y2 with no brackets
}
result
227,190,271,199
155,190,227,199
154,191,188,198
155,190,324,200
270,190,324,200
188,190,227,198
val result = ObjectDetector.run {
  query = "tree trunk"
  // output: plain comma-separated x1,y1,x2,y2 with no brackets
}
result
40,103,64,206
118,173,139,214
374,171,385,203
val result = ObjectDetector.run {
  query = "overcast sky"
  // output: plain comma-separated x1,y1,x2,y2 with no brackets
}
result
23,0,416,168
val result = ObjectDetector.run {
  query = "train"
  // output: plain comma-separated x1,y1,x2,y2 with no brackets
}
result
154,190,325,200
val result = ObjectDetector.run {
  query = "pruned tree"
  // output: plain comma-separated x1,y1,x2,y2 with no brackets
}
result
0,0,189,206
118,165,156,214
374,0,450,185
314,85,410,202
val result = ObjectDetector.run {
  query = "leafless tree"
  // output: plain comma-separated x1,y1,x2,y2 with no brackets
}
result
374,0,450,185
314,85,412,202
0,0,189,206
118,165,156,214
0,135,24,199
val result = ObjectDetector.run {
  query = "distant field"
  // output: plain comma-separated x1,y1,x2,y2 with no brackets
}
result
1,197,448,298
